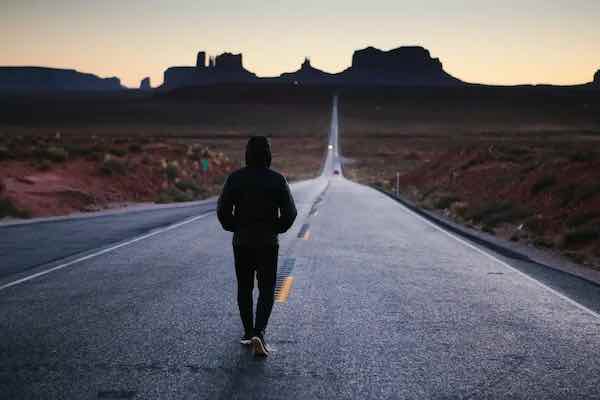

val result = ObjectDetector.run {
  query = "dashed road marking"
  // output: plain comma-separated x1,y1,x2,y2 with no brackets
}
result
275,277,294,303
275,258,296,303
297,223,310,239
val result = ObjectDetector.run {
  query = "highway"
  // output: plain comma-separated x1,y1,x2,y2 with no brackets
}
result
1,96,600,399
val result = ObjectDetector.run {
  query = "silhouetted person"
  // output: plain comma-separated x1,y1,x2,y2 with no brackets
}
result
217,136,297,357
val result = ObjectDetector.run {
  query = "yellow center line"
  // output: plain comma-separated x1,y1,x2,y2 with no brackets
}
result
275,277,294,303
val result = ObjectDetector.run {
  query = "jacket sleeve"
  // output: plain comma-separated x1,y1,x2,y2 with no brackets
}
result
217,176,237,232
276,177,297,234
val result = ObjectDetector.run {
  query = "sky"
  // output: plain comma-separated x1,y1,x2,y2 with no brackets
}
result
1,0,599,88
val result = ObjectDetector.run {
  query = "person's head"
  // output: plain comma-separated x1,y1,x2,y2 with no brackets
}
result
245,136,272,168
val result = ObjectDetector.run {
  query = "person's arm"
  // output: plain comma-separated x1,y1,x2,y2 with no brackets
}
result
217,176,237,232
276,177,297,233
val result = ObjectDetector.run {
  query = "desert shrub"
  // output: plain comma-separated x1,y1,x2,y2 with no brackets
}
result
0,145,9,160
482,224,496,234
460,158,480,170
157,187,194,203
572,184,600,204
533,237,554,248
432,194,460,210
100,156,127,175
496,146,531,162
128,143,142,153
557,183,577,207
92,143,107,153
569,151,597,162
175,179,203,196
45,146,68,162
211,174,227,185
564,251,587,264
465,201,531,228
450,201,469,219
520,162,541,175
63,143,93,157
0,198,31,219
188,145,210,161
564,226,600,246
566,212,600,228
419,186,438,202
108,147,127,157
165,161,179,181
35,159,52,171
523,217,546,235
531,175,557,195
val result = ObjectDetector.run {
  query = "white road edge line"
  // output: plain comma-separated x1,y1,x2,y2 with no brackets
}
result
0,212,213,292
390,195,600,320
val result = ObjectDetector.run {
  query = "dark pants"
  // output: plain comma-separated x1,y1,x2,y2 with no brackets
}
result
233,245,278,336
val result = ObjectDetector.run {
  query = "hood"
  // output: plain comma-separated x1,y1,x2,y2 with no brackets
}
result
245,136,272,168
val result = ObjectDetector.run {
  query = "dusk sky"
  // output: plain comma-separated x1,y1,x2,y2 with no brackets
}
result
2,0,599,88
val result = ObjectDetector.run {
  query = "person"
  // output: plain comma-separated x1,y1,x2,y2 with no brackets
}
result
217,136,297,357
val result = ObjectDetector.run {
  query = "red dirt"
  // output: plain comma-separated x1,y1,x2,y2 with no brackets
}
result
395,145,600,265
342,135,600,267
0,139,236,218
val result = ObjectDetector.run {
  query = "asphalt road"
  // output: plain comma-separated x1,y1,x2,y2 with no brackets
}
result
1,96,600,399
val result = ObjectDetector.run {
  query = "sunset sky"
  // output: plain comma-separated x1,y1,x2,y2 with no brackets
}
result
2,0,599,88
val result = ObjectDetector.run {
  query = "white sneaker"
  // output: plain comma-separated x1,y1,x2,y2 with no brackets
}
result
240,334,252,345
251,335,270,357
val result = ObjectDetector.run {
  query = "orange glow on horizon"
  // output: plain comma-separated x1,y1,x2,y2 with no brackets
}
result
1,0,599,88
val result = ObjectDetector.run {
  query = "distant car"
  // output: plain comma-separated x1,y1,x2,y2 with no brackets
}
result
333,170,340,175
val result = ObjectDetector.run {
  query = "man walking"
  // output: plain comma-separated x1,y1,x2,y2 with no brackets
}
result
217,136,297,357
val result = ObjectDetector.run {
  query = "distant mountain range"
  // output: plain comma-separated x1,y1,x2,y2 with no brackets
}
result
0,46,598,92
0,67,122,91
161,46,462,89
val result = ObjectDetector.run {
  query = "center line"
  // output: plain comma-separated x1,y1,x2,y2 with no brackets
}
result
275,277,294,303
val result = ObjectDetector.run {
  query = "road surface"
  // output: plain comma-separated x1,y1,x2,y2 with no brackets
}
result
1,96,600,399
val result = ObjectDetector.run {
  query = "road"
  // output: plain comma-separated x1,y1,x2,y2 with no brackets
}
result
2,96,600,399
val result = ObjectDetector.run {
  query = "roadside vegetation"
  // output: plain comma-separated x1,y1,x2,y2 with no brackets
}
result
341,89,600,268
0,134,239,219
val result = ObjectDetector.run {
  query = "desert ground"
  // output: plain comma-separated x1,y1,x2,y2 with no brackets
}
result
1,84,599,267
0,86,331,218
339,86,600,267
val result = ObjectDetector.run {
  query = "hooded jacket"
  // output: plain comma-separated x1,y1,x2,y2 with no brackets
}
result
217,136,297,246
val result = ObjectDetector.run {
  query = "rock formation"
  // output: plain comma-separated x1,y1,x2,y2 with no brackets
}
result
163,51,257,89
340,46,461,85
140,77,151,90
279,58,334,84
0,67,123,91
161,46,462,89
214,53,243,70
196,51,206,68
594,70,600,86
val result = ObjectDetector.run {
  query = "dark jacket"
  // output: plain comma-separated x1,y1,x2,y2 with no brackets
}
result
217,136,297,246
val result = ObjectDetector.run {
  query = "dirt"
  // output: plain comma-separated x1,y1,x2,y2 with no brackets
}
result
339,86,600,268
0,134,326,219
0,87,331,219
0,137,234,218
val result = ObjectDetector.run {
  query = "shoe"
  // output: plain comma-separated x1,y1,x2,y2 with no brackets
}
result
240,334,253,345
251,334,270,357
